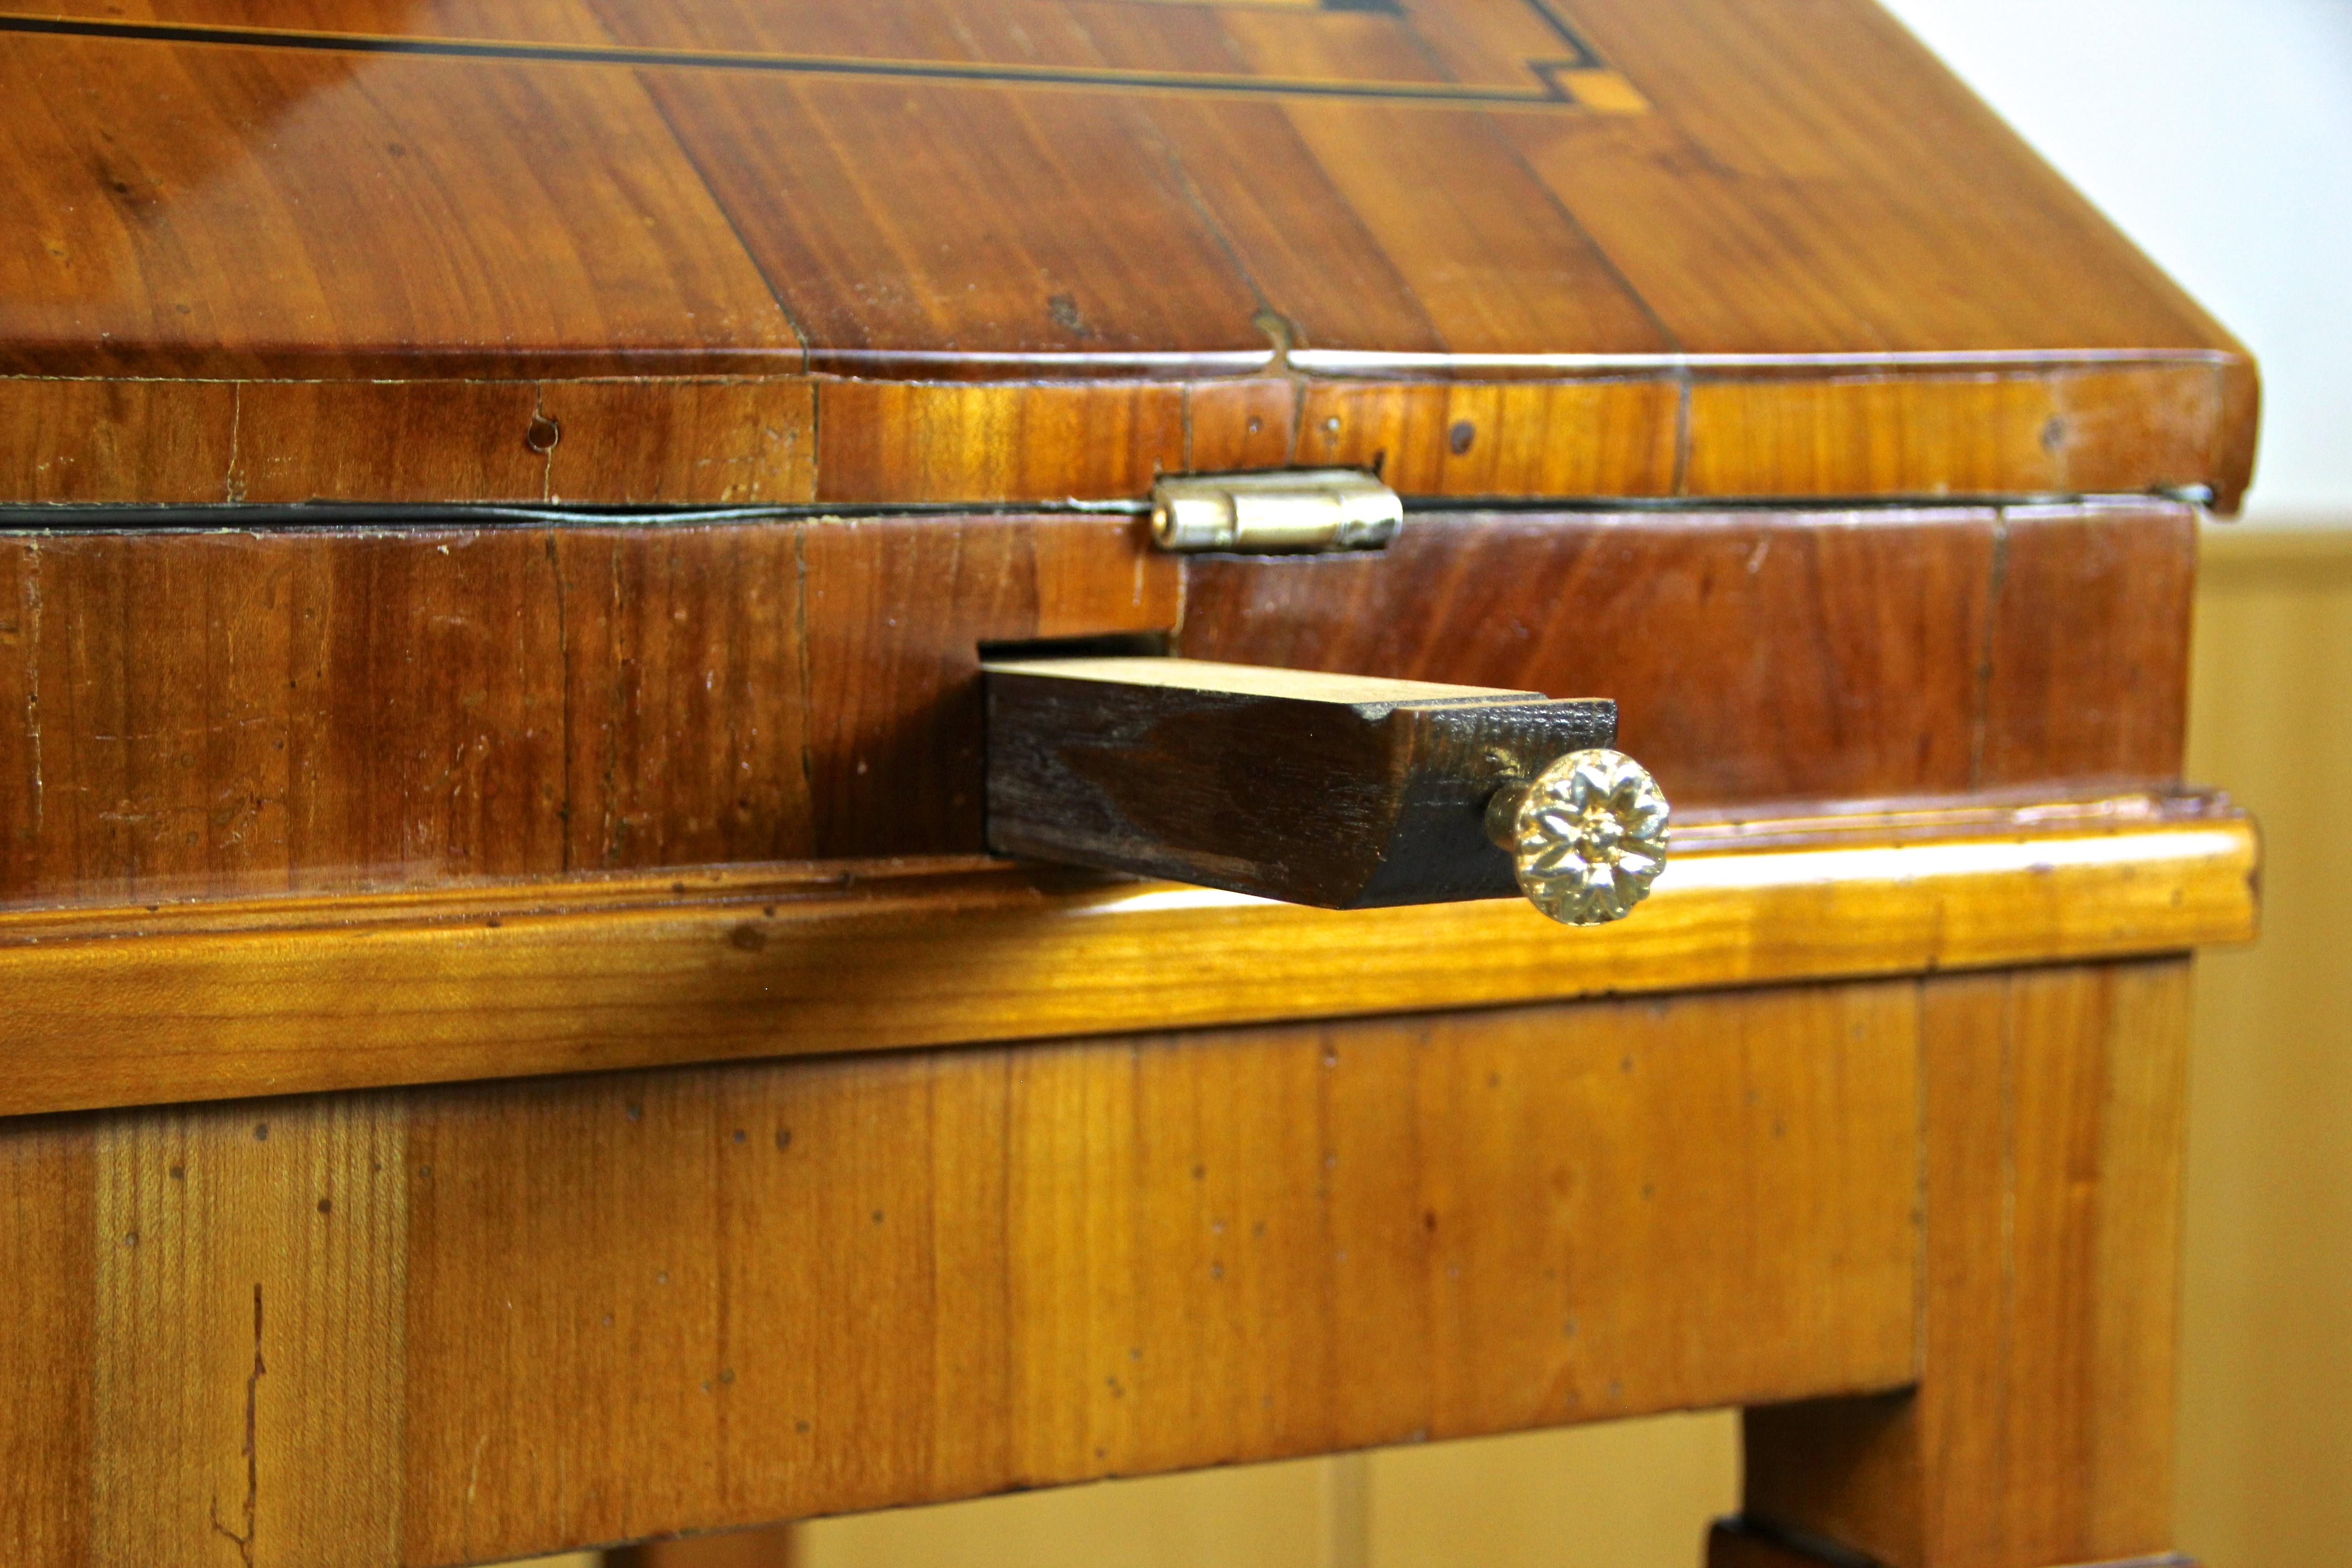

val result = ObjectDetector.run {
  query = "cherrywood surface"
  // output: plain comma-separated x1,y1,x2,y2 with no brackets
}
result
0,793,2256,1119
0,504,2196,909
0,15,2255,1563
983,657,1613,906
0,961,2207,1568
1740,960,2195,1568
1978,506,2200,788
0,512,1176,903
0,0,2255,505
1183,501,2198,809
0,977,1929,1567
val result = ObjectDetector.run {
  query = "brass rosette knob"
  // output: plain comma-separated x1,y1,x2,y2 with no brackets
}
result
1484,749,1671,925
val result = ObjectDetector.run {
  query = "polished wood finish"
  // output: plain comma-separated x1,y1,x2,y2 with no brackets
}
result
1979,506,2200,788
984,657,1611,906
0,0,2255,506
0,6,2261,1564
1739,961,2195,1568
0,368,2247,509
799,515,1184,858
0,978,1928,1566
0,513,1180,904
0,504,2197,908
1183,502,2197,811
0,795,2255,1119
0,962,2208,1567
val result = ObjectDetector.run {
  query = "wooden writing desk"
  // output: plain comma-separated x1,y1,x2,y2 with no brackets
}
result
0,1,2256,1564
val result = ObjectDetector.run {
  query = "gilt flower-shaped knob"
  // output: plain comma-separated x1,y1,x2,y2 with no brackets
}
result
1485,749,1671,926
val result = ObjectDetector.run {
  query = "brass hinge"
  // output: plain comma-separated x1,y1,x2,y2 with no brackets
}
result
1150,470,1402,554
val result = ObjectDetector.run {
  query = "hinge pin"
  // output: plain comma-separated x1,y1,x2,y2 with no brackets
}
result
1151,470,1402,554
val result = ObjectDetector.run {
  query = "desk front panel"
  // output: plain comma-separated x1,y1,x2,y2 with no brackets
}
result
3,978,1928,1565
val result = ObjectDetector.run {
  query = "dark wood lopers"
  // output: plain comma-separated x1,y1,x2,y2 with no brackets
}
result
983,657,1616,906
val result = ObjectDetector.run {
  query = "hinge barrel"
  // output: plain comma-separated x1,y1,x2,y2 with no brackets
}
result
1150,470,1402,554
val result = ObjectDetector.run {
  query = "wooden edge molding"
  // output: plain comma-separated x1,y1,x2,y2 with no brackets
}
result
0,793,2256,1119
0,355,2251,507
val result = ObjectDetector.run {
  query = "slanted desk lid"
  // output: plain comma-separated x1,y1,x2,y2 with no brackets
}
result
0,0,2255,511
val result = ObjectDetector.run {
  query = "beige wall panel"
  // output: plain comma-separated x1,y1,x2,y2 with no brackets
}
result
2177,527,2352,1568
799,1458,1344,1568
1364,1415,1739,1568
776,1413,1737,1568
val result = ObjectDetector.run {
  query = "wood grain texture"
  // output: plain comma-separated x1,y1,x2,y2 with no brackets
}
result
0,29,799,378
538,381,815,506
90,1095,408,1565
0,981,1924,1566
620,73,1274,376
0,378,237,504
1180,503,2199,811
0,378,820,508
545,526,812,873
983,657,1612,906
1978,505,2197,789
0,1113,93,1563
1681,368,2226,502
1183,507,1995,809
0,513,1185,905
0,364,2250,508
812,382,1187,505
1550,0,2230,355
0,0,2256,505
1183,378,1299,475
0,505,2203,908
229,382,553,504
1740,961,2196,1568
1291,380,1680,499
799,514,1183,857
0,796,2257,1119
226,380,817,507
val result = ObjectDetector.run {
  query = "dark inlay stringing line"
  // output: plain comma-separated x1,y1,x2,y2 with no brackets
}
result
0,9,1627,111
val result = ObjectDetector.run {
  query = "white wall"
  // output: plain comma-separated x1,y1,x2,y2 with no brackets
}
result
1877,0,2352,517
